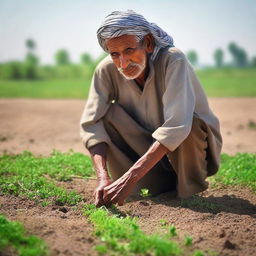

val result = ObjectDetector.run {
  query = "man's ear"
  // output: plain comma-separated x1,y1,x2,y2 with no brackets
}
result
143,34,154,53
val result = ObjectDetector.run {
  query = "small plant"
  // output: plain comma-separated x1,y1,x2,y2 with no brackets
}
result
169,225,177,237
184,235,193,246
159,219,168,226
95,244,108,254
193,250,205,256
248,120,256,130
0,215,48,256
139,188,151,197
41,201,51,207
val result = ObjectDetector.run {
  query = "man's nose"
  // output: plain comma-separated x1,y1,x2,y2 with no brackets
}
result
119,54,130,69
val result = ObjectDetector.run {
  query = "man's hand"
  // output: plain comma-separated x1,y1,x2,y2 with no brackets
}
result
88,143,112,207
102,141,169,206
94,179,112,207
102,170,137,206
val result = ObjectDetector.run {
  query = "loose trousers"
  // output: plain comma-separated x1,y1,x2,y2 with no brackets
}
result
102,103,219,198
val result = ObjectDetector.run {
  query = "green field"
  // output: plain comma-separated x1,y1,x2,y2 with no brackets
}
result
197,68,256,97
1,152,255,256
0,79,90,99
0,68,255,98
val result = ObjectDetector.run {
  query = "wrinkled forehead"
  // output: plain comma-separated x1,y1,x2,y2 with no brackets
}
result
105,34,140,52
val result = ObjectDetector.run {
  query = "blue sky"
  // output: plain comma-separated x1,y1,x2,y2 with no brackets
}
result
0,0,255,65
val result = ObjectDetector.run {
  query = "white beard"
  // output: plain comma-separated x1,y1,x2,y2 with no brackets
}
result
118,58,146,80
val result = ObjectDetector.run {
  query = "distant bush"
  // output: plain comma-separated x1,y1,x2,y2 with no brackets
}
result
0,51,104,80
21,63,38,80
0,62,24,79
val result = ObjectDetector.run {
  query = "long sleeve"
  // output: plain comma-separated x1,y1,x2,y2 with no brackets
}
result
80,58,116,149
152,57,196,151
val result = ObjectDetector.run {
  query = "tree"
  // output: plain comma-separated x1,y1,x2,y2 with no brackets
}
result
214,48,224,68
228,42,248,67
26,53,39,66
80,53,93,65
251,56,256,67
186,50,198,66
26,39,36,51
24,39,39,79
55,49,70,65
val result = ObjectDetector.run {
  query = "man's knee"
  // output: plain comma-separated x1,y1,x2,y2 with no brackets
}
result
183,117,208,146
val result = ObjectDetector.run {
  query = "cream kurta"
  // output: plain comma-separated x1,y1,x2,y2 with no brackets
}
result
80,47,223,197
80,47,222,155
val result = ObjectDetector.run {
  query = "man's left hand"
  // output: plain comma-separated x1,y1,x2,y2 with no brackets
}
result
102,170,137,206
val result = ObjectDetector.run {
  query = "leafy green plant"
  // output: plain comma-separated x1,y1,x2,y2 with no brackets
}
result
193,250,204,256
209,153,256,191
159,219,168,226
84,204,182,256
0,151,93,205
169,225,177,237
0,215,48,256
183,235,193,246
139,188,151,197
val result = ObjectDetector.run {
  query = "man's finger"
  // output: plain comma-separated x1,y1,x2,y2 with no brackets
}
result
95,189,104,207
117,198,125,206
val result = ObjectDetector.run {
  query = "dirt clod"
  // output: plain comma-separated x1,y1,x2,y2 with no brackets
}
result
223,239,237,250
59,207,69,213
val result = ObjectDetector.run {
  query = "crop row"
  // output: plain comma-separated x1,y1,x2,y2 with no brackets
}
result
0,151,255,255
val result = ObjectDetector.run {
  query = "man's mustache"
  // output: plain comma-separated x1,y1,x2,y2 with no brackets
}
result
118,63,140,73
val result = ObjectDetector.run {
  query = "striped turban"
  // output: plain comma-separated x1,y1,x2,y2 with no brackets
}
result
97,10,174,61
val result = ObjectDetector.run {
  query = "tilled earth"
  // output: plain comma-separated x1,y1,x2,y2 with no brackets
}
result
0,178,255,256
0,98,256,256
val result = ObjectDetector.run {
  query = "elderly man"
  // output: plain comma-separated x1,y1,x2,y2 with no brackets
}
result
80,10,222,207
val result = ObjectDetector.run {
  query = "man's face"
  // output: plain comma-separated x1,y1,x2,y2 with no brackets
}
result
106,35,147,80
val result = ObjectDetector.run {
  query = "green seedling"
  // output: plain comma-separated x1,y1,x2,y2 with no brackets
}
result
0,215,48,256
95,244,108,254
169,225,177,237
139,188,151,197
248,120,256,130
159,219,168,226
183,235,193,246
41,201,51,207
192,250,205,256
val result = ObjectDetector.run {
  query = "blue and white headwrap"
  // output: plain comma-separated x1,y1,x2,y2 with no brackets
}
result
97,10,174,61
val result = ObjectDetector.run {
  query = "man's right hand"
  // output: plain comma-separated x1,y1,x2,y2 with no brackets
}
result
94,179,112,207
88,143,110,207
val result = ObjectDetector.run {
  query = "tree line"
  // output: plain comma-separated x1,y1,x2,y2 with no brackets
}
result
187,42,256,68
0,39,106,80
0,39,255,80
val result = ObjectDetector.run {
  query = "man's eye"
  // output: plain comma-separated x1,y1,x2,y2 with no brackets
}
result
110,53,119,58
126,48,135,54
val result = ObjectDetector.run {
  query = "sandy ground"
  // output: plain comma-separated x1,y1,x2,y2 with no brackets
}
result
0,98,255,156
0,98,256,256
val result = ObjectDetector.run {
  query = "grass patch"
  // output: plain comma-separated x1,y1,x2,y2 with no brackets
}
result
197,68,256,97
0,214,48,256
84,204,183,256
209,153,256,191
0,68,255,98
0,79,90,99
0,151,93,205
